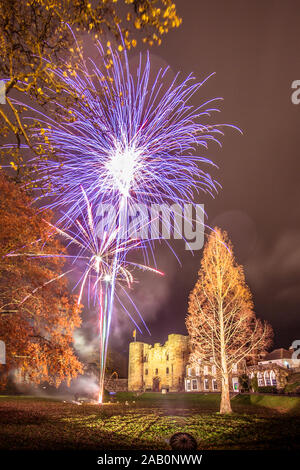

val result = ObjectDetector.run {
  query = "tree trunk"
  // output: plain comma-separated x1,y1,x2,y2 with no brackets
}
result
220,373,232,414
219,303,232,414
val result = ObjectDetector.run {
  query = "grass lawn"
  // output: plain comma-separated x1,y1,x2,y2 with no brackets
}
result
0,393,299,450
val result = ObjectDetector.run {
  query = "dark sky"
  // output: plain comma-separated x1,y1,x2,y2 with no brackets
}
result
108,0,300,354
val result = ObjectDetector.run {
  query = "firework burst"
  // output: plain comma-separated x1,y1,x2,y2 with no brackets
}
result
9,37,237,224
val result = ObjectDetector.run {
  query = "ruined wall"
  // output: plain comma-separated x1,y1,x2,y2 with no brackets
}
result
128,334,189,392
104,378,128,392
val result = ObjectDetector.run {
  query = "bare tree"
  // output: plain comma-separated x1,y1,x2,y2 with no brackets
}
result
186,228,273,414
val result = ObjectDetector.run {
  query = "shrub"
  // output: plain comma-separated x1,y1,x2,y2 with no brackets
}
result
258,386,277,394
250,375,258,392
284,381,300,394
239,374,250,392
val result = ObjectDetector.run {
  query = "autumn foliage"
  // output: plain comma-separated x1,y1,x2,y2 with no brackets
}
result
0,171,83,388
186,228,273,413
0,0,181,172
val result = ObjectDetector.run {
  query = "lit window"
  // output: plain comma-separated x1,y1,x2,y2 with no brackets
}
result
232,378,239,391
232,363,237,372
270,371,277,387
264,371,271,386
257,372,264,387
187,367,192,376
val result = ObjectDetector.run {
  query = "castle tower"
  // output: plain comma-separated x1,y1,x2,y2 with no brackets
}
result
128,341,144,391
167,334,189,391
128,334,189,392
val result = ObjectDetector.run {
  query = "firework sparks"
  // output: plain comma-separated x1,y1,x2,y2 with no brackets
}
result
8,37,238,225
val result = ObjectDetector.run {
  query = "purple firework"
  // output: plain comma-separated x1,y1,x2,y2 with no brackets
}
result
12,40,236,224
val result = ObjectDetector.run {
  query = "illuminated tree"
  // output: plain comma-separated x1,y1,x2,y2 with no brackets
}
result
186,228,273,414
0,0,181,173
0,171,83,388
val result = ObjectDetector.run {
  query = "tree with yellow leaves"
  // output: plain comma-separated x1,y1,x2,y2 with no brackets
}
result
186,228,273,414
0,0,181,174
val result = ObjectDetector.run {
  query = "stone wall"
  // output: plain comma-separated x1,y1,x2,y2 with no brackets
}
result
128,334,189,392
104,378,128,392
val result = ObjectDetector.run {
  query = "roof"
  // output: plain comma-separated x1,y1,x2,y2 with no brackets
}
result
248,363,289,374
263,348,293,360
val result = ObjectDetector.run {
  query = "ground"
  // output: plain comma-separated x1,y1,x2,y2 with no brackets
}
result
0,393,300,450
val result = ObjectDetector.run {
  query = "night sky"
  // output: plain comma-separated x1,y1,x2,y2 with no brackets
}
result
106,0,300,355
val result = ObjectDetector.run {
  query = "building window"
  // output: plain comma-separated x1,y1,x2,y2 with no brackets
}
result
166,354,169,361
212,365,216,376
145,369,148,375
264,371,271,386
232,377,239,392
270,370,277,387
257,372,264,387
212,379,218,390
143,355,148,362
192,379,198,390
155,368,158,375
204,379,209,390
203,365,208,375
187,367,192,376
196,366,200,376
186,380,191,391
232,363,237,372
166,367,169,374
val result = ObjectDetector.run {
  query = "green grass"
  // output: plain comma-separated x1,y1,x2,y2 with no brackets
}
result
0,393,299,450
114,391,221,405
232,393,300,413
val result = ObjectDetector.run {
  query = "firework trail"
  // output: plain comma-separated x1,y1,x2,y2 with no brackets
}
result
5,34,238,401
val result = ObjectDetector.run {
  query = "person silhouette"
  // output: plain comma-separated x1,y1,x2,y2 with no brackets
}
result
169,432,198,451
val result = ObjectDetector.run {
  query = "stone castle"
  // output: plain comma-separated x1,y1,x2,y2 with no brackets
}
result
128,334,189,392
128,334,300,393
